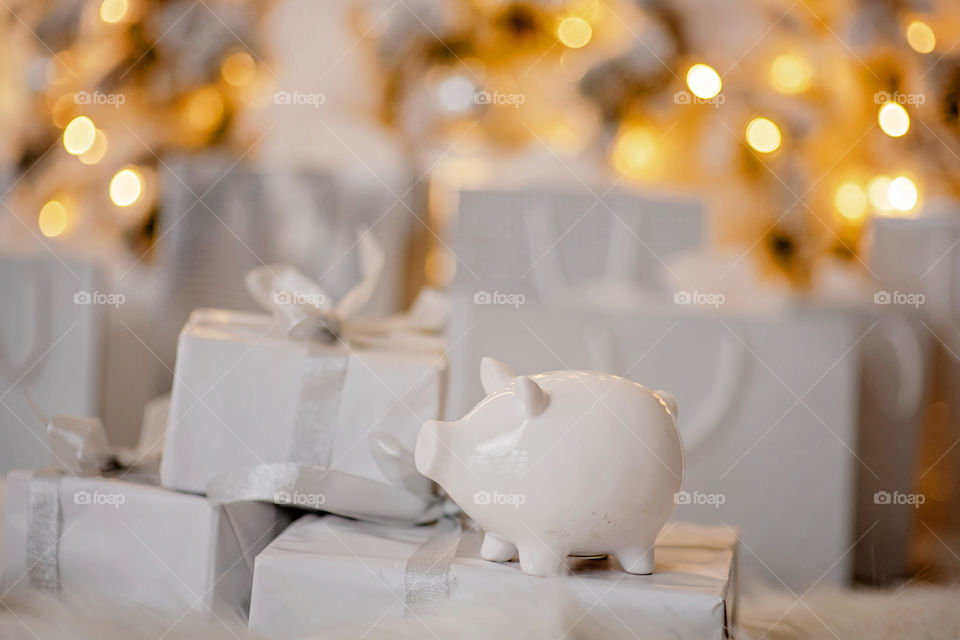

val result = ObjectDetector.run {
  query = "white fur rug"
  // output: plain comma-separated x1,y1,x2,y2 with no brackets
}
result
1,584,959,639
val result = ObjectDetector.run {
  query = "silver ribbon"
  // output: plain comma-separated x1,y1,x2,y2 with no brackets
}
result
403,515,464,612
26,471,61,591
289,347,348,466
206,462,444,526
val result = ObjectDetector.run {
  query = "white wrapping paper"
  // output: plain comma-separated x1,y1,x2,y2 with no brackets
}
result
160,308,445,503
249,515,737,639
1,469,290,613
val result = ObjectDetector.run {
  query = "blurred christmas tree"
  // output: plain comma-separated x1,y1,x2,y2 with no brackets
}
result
355,0,960,288
0,0,270,258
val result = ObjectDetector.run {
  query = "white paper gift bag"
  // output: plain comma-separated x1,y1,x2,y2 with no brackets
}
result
0,253,103,473
161,237,448,524
248,514,737,639
452,187,703,301
445,299,860,591
1,469,290,614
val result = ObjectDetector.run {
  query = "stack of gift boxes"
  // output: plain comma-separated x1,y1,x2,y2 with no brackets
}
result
1,203,739,638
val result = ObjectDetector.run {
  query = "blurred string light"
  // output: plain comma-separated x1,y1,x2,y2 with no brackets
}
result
834,182,868,223
906,21,936,54
686,64,722,99
610,124,657,176
78,129,108,165
745,117,781,153
63,116,96,155
557,16,592,49
186,87,225,132
878,102,910,137
769,53,812,94
99,0,128,24
435,74,476,114
109,167,144,206
868,175,894,212
221,51,257,88
888,175,918,212
38,200,69,237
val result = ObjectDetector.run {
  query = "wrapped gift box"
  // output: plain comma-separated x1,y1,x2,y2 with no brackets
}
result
161,307,445,518
1,469,290,613
249,515,738,639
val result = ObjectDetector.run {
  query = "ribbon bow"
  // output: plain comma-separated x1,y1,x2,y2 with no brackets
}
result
46,414,162,477
245,233,447,352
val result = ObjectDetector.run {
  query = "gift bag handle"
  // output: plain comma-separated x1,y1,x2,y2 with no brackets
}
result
867,317,925,422
925,228,960,354
679,334,747,453
0,265,51,390
523,202,569,299
582,318,746,453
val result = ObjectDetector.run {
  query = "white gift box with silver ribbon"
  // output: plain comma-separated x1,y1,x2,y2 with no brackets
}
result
0,417,290,614
248,514,738,639
160,235,448,524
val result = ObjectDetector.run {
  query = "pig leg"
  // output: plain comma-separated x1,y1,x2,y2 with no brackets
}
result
518,543,566,577
481,533,518,562
617,545,655,575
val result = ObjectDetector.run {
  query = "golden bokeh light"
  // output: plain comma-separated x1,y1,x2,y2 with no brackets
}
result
78,129,108,165
868,175,893,212
221,51,257,88
878,102,910,137
63,116,96,155
906,21,936,54
745,117,782,153
834,182,868,223
770,54,812,94
888,176,919,212
99,0,129,23
109,167,144,207
686,64,722,100
557,16,592,49
611,125,657,176
39,200,69,237
186,87,225,132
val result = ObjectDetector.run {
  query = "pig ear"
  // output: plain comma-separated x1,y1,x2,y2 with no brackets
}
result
516,376,548,417
481,357,515,395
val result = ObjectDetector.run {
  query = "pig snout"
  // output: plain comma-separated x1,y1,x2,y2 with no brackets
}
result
415,420,443,480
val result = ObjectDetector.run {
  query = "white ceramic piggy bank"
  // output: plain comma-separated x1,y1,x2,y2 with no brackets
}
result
415,357,684,577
